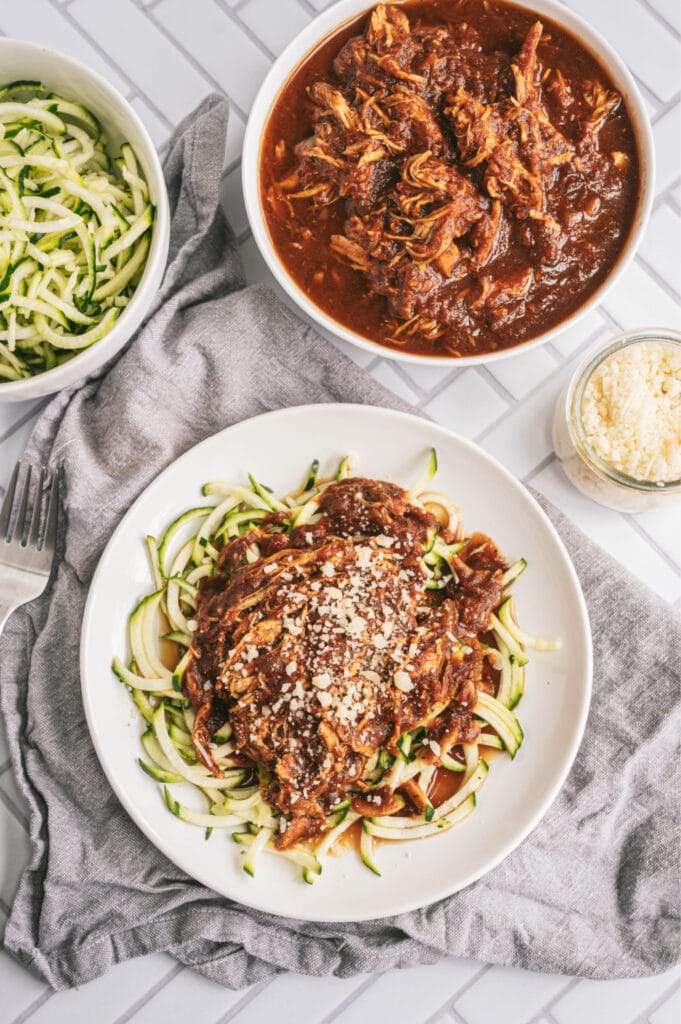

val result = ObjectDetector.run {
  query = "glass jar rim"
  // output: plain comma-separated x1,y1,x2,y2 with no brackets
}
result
567,327,681,494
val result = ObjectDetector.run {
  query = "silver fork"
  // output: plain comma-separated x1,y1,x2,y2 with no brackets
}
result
0,462,60,637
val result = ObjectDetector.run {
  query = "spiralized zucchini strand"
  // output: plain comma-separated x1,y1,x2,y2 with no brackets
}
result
111,452,560,882
0,81,153,381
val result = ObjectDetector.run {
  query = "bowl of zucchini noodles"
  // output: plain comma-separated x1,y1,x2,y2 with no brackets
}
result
0,38,169,401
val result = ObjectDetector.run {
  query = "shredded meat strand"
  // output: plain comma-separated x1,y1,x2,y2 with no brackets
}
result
184,478,507,847
268,1,630,352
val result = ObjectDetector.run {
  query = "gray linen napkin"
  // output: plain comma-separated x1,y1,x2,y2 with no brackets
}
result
1,96,679,991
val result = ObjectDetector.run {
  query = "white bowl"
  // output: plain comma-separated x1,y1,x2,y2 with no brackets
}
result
243,0,655,367
0,39,170,402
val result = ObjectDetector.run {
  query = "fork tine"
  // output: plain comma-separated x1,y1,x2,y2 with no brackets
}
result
11,464,32,544
28,467,45,548
0,462,20,540
41,469,60,554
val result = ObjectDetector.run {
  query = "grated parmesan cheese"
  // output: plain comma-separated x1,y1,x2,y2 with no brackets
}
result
394,671,414,693
581,341,681,483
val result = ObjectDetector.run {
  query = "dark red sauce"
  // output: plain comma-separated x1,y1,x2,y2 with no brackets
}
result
260,0,641,358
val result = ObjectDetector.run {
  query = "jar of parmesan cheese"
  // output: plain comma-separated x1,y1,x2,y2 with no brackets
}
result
553,329,681,512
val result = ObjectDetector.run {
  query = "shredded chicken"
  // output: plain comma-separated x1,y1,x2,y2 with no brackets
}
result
184,479,506,847
266,1,634,354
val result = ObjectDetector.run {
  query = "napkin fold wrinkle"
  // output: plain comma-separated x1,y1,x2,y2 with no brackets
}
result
0,95,678,992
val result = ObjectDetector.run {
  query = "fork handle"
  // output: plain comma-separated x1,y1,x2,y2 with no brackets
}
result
0,603,14,637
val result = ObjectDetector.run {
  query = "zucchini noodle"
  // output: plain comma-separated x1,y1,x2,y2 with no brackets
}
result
0,80,153,381
112,452,560,882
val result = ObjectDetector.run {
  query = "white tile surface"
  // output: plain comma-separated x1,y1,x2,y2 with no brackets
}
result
650,986,681,1024
369,361,421,405
330,957,482,1023
238,0,311,57
228,972,370,1024
455,964,571,1024
0,943,49,1023
481,370,565,479
0,0,679,1021
653,107,681,195
0,718,9,768
566,0,680,101
598,259,681,330
0,786,31,906
220,163,249,236
639,203,681,294
127,967,251,1023
532,461,681,603
0,412,43,490
129,95,172,152
0,761,29,827
424,370,509,438
648,0,681,34
0,398,43,446
634,499,681,568
549,311,609,359
551,965,681,1024
487,345,560,401
24,954,178,1024
0,0,128,94
70,0,213,124
401,359,461,395
155,0,271,113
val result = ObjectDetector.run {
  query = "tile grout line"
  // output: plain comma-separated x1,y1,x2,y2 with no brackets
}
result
390,360,431,401
11,988,54,1024
449,1005,473,1024
217,978,274,1023
523,451,558,486
45,0,176,133
652,177,681,215
625,512,681,579
631,70,666,115
650,88,681,124
649,194,681,226
214,0,278,65
294,0,323,19
318,975,381,1024
420,307,608,413
0,399,50,448
476,363,519,406
113,961,185,1024
633,253,681,305
524,976,582,1024
140,0,250,125
635,0,681,41
0,777,29,831
448,962,492,1011
634,979,681,1024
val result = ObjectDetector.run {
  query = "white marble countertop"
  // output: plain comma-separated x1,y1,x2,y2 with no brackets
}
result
0,0,679,1021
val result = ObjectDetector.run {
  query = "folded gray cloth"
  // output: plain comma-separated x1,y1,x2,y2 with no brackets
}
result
1,96,679,991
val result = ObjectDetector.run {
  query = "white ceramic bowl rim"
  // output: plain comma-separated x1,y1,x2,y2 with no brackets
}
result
242,0,655,367
0,38,170,401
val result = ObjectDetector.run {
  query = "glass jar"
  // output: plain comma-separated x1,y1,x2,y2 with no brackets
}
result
553,328,681,512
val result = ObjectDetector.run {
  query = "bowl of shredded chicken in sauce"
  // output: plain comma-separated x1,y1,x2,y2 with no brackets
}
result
243,0,654,365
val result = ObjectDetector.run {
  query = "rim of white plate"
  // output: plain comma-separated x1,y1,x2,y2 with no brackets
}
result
81,404,593,921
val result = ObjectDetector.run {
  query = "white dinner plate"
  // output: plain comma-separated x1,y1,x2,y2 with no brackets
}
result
81,404,592,922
